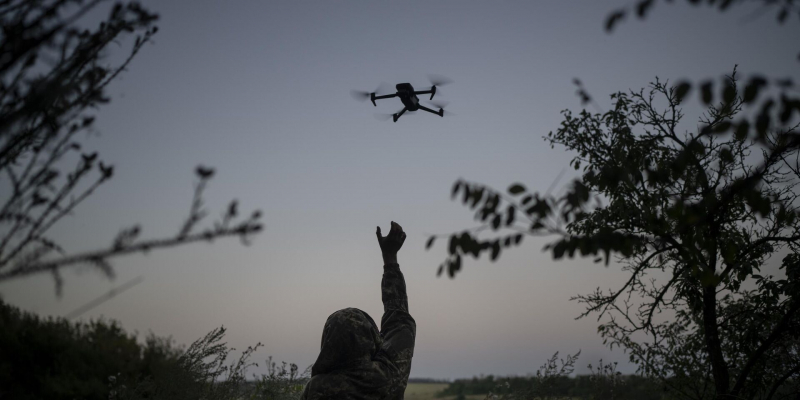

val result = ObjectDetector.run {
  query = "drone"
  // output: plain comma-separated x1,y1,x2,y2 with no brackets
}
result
351,75,453,123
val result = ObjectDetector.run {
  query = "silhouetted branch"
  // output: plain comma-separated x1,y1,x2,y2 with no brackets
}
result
64,275,143,319
0,1,263,294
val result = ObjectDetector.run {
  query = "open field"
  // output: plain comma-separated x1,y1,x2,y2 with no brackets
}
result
404,383,485,400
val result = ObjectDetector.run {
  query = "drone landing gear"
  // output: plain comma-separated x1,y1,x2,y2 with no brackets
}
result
418,105,444,117
393,107,408,123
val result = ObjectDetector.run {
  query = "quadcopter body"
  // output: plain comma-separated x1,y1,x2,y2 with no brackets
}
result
371,83,441,122
352,76,452,122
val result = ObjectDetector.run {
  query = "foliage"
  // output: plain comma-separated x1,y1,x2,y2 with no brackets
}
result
436,353,672,400
430,1,800,398
436,71,800,400
248,357,310,400
0,296,178,400
513,350,581,400
0,298,307,400
604,0,800,37
0,0,263,293
434,68,800,399
110,326,265,400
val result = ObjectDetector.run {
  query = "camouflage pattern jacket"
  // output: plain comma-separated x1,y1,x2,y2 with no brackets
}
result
301,263,416,400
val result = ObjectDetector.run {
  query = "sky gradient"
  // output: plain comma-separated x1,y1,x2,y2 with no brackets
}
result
1,0,798,380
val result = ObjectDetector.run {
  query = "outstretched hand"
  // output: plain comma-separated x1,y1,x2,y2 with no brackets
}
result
376,221,406,265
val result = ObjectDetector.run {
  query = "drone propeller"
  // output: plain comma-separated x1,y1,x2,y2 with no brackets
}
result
428,74,454,87
428,100,456,116
350,90,372,102
427,74,453,99
350,82,394,102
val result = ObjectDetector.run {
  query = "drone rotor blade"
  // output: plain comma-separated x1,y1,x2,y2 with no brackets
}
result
350,90,372,102
428,74,454,87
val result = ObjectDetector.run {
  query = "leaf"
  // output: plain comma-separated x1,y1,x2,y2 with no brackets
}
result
779,96,800,124
470,188,484,209
426,236,435,250
451,181,461,199
734,120,749,141
636,0,654,18
553,241,567,260
743,76,767,103
777,8,788,23
720,147,734,163
701,81,713,105
448,235,457,255
674,81,691,103
756,100,774,138
605,10,626,32
490,241,501,261
491,214,502,230
437,264,444,277
521,195,533,205
508,184,526,195
722,83,736,105
506,206,516,226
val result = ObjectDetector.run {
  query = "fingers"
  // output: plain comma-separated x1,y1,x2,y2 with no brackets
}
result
390,221,403,233
376,226,382,242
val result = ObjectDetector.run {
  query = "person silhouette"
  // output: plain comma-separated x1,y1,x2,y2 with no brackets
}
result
301,222,416,400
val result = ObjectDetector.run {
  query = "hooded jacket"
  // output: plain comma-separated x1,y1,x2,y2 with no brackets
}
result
301,263,416,400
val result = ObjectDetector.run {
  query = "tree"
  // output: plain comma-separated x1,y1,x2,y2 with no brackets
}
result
429,3,800,397
434,70,800,399
0,1,262,294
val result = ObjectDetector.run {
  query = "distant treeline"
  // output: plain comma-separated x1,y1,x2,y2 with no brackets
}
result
436,374,675,400
409,377,451,384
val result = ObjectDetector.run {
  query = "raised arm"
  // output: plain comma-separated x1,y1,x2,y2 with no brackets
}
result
375,222,416,397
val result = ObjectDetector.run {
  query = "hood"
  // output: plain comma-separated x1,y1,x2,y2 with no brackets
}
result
311,308,382,376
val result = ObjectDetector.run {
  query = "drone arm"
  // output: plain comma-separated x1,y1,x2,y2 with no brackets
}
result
372,93,397,107
414,86,436,100
418,105,443,117
393,107,408,123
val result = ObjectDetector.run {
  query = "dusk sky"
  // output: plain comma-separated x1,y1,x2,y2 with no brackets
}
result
1,0,798,380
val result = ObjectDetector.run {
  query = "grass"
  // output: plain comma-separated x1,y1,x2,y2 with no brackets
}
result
405,383,485,400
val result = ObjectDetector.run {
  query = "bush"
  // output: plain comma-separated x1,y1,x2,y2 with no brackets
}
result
0,298,307,400
0,298,167,400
